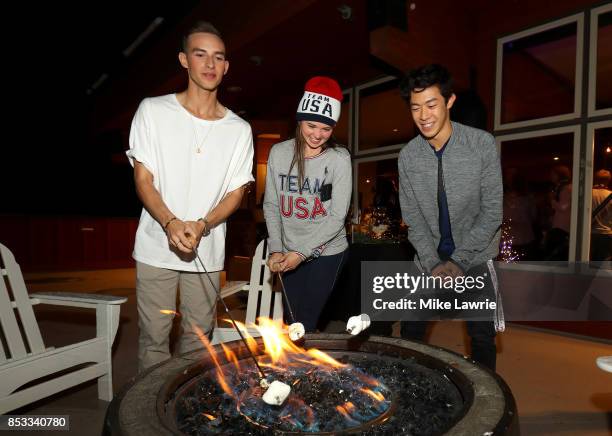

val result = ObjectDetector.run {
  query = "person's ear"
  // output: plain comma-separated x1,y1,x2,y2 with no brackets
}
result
178,52,188,69
446,93,456,110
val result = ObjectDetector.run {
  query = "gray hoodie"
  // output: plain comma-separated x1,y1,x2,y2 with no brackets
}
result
263,139,351,258
398,122,503,272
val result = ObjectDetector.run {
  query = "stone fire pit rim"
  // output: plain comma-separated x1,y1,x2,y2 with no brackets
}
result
104,334,517,436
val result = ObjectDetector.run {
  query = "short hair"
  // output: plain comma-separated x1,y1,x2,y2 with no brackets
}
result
400,64,454,103
181,21,223,52
594,169,611,186
553,165,571,181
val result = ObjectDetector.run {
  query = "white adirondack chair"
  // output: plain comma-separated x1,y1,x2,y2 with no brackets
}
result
0,243,127,414
211,239,283,344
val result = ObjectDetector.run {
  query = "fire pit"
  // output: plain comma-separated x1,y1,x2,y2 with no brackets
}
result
105,333,518,435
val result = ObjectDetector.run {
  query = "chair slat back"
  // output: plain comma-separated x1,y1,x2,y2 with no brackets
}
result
244,240,283,325
0,243,45,362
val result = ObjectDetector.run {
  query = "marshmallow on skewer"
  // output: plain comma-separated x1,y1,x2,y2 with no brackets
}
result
346,314,371,335
288,322,305,342
596,356,612,373
262,380,291,405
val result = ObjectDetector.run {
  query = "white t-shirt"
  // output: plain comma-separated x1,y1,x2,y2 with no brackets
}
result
592,187,612,235
126,94,254,271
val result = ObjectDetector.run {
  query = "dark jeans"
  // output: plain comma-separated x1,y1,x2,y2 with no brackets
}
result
544,228,569,260
282,250,348,332
591,233,612,261
400,320,497,370
400,262,498,371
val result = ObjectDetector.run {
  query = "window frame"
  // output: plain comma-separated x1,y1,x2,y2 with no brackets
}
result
494,13,584,130
354,76,408,156
352,153,400,222
495,125,581,263
587,3,612,117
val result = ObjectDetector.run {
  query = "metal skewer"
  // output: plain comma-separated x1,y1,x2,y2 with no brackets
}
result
276,271,297,324
193,250,268,382
274,268,305,342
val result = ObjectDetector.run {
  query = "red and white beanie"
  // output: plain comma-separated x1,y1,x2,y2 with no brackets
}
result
296,76,343,126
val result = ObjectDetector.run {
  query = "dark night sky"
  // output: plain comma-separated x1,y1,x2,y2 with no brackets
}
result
2,2,197,217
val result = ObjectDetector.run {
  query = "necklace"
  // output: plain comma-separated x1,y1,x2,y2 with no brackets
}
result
190,117,215,154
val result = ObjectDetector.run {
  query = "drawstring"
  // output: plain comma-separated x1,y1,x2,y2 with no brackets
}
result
487,259,505,332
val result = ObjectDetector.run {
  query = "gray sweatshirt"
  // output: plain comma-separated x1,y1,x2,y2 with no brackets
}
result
398,122,503,272
263,139,351,258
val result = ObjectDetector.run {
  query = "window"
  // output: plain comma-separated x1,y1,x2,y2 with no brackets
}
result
495,14,583,129
356,77,415,154
584,123,612,265
353,155,406,242
589,3,612,116
497,128,580,262
496,8,612,262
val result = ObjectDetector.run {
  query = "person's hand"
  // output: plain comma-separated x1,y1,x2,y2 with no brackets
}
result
431,263,450,278
445,261,464,278
278,252,304,272
431,262,464,279
268,252,284,273
165,219,194,253
184,221,205,249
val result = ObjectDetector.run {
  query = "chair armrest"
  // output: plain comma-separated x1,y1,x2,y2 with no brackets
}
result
30,292,127,309
220,281,248,299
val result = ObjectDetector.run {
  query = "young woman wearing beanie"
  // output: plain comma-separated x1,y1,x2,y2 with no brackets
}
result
263,76,352,332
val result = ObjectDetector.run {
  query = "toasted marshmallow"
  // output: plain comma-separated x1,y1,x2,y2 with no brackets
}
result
346,314,371,335
262,380,291,406
288,322,305,342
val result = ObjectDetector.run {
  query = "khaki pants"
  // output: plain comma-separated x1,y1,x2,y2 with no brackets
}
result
136,261,218,373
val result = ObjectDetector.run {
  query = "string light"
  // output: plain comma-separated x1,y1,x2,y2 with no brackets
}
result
498,218,521,262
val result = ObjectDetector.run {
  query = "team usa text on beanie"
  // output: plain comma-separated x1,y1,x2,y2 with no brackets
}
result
296,76,343,126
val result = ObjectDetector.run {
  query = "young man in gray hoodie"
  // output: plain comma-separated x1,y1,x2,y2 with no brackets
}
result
397,64,503,370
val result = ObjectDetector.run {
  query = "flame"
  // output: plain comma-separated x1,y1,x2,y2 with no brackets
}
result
336,402,359,425
189,316,392,432
361,387,385,402
220,343,241,372
255,318,304,363
253,318,346,368
208,317,346,369
225,319,259,354
305,348,346,368
193,316,381,418
192,325,234,397
159,309,179,316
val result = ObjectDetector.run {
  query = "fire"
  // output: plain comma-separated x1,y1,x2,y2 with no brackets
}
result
361,387,386,401
220,343,241,371
159,309,179,316
192,317,390,431
336,402,359,425
192,325,234,397
202,413,216,421
214,318,347,370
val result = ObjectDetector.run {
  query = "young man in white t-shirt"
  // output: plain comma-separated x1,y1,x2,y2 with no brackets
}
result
127,21,254,372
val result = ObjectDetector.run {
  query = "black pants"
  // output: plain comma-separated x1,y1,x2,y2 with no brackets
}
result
282,250,348,332
400,320,496,370
591,233,612,261
400,262,498,371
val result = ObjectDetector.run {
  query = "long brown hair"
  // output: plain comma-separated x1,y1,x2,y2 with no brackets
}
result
288,122,341,194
